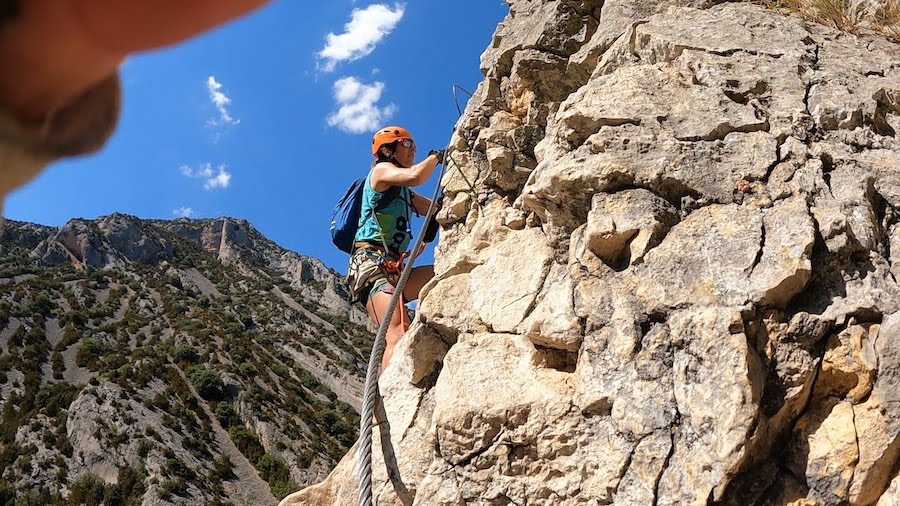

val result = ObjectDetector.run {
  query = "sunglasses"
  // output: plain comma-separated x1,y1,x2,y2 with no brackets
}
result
399,139,416,149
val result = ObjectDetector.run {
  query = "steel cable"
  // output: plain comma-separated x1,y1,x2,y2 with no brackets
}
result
356,108,458,506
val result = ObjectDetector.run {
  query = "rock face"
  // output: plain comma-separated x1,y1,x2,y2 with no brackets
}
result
282,0,900,505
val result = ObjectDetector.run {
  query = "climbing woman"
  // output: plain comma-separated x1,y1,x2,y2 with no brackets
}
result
347,126,443,373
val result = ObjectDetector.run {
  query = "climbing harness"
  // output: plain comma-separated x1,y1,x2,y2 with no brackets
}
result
381,250,409,279
356,129,453,506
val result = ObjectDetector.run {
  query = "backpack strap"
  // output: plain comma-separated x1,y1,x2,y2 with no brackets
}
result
371,160,403,211
365,184,410,256
374,185,401,211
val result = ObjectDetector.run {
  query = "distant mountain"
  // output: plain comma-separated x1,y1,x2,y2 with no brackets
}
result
0,214,370,505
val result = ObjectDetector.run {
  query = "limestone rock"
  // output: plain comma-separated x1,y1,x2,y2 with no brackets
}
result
748,311,821,461
890,224,900,280
632,204,762,312
524,127,778,234
428,333,633,504
749,196,816,306
879,473,900,506
657,307,763,505
480,0,601,78
287,1,900,504
469,227,553,333
782,313,900,505
613,431,672,505
517,263,583,351
848,312,900,505
584,189,678,267
808,35,900,134
788,399,859,505
802,252,900,324
418,273,483,337
819,322,878,404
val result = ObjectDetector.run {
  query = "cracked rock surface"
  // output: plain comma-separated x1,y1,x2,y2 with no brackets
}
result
281,0,900,504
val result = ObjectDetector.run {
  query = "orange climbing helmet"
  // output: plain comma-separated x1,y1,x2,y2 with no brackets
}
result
372,126,413,157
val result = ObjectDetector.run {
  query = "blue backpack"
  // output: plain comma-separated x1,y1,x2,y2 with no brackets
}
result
330,178,399,254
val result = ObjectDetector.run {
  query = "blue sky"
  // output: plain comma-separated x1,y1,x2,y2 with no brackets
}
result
4,1,508,272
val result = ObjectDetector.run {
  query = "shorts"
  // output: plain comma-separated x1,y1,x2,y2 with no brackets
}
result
347,248,399,305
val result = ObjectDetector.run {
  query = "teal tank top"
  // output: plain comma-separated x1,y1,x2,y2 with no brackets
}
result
355,172,413,253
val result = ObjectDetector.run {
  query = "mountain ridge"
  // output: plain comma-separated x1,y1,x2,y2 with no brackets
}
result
0,213,370,505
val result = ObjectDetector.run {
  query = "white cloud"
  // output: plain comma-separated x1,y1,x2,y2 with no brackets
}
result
204,169,232,190
317,3,405,72
206,76,240,128
327,77,396,134
179,164,211,179
173,207,194,218
179,163,232,190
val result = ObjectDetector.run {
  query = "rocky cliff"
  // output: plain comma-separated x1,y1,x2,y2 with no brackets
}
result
282,0,900,504
0,215,370,505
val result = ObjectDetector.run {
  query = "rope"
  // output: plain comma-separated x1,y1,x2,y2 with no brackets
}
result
356,127,454,506
451,85,473,116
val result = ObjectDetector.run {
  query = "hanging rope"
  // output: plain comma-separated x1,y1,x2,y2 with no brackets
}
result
356,126,454,506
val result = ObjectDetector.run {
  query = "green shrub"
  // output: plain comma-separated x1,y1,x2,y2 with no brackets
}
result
0,480,13,505
104,465,146,506
238,363,256,377
75,339,108,370
25,293,54,317
137,439,152,458
215,403,241,429
51,351,65,379
253,454,297,499
171,403,197,433
228,426,264,464
163,457,194,480
256,454,290,484
60,322,82,348
69,473,108,506
9,326,25,348
148,393,169,411
173,346,200,365
158,477,187,500
295,368,322,392
0,304,8,329
187,366,224,401
59,437,73,457
269,479,300,501
212,454,234,480
296,448,315,469
34,382,80,418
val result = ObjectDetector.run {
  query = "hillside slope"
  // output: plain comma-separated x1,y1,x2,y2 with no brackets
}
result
0,214,369,505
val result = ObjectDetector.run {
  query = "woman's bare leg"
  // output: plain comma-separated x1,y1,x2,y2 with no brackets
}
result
403,265,434,302
367,289,408,374
364,265,434,373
